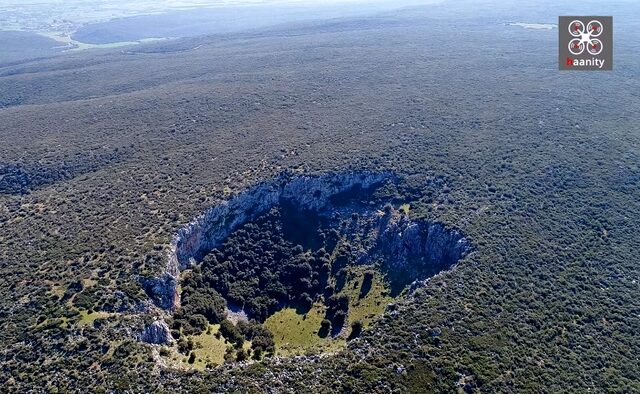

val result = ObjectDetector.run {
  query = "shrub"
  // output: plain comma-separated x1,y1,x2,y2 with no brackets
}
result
219,319,244,347
348,320,363,340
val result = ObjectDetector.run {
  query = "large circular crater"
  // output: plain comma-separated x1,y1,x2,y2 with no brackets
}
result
143,171,470,364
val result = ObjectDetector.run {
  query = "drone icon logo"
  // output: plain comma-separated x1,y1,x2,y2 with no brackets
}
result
568,19,603,56
559,16,612,71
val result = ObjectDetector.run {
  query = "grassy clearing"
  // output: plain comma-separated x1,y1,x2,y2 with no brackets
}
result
81,278,97,288
77,310,113,326
34,317,69,330
264,265,395,356
164,324,252,370
265,303,343,356
188,324,228,368
49,284,66,298
340,265,394,331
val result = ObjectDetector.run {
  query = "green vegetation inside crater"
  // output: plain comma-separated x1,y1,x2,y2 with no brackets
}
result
264,265,393,356
170,202,406,362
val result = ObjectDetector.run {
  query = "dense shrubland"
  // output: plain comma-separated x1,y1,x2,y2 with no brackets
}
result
1,1,639,392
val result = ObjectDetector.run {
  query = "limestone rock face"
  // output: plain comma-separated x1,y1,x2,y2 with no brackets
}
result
139,274,179,311
375,208,470,278
139,320,174,345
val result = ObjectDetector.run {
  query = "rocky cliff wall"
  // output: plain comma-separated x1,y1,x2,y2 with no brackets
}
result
374,208,470,283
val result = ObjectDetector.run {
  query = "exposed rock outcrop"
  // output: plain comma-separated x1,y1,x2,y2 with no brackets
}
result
139,320,174,345
139,274,180,311
375,208,469,275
